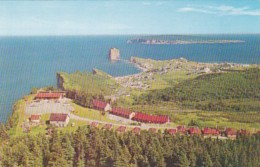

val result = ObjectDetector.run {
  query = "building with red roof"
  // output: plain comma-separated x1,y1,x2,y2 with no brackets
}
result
202,127,220,136
102,124,112,130
225,128,237,138
167,129,177,135
93,100,108,111
177,125,186,134
117,126,126,133
90,122,99,128
239,129,250,136
35,91,65,100
188,127,201,135
29,114,41,123
110,107,132,119
49,113,70,127
132,112,170,124
132,127,141,135
149,128,157,133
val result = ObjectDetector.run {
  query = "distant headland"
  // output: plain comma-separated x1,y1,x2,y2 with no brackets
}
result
127,38,245,45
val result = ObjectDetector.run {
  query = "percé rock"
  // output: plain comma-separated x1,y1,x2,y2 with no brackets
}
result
109,48,120,60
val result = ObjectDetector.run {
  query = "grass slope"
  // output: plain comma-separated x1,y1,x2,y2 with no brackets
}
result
137,68,260,112
58,70,119,96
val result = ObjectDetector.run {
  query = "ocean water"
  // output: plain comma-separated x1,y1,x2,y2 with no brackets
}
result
0,35,260,123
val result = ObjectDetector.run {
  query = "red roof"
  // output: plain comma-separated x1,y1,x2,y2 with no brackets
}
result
167,129,177,135
188,127,201,135
202,127,220,135
102,124,112,130
30,115,40,121
177,125,186,133
90,122,98,127
117,126,126,133
49,113,68,122
149,128,157,133
110,107,132,118
132,112,169,124
93,100,107,110
239,129,250,135
35,92,63,99
225,128,237,136
132,127,141,134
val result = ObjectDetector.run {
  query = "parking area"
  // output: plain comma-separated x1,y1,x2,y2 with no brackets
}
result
25,98,74,115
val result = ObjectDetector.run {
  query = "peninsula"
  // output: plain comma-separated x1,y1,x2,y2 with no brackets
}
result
127,38,245,45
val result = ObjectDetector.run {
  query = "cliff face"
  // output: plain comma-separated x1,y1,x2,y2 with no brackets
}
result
109,48,120,60
56,73,65,90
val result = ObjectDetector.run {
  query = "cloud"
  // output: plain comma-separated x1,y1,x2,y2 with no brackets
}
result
178,5,260,16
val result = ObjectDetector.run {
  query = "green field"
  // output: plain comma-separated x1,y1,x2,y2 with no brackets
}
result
137,68,260,112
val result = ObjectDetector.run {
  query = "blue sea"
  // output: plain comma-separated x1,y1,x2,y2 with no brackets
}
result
0,35,260,123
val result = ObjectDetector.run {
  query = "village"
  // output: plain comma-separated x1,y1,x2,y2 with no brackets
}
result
22,90,259,138
114,56,254,91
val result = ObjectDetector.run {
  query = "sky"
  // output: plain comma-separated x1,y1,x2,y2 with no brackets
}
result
0,0,260,35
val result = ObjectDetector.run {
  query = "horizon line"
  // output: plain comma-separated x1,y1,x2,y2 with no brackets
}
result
0,33,260,37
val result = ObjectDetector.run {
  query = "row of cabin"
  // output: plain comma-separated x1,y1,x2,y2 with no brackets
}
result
177,126,252,138
30,114,258,137
29,113,70,127
93,99,170,124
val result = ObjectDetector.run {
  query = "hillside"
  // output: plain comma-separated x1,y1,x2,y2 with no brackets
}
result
57,70,120,106
136,68,260,112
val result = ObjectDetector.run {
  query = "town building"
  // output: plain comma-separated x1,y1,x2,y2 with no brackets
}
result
225,128,237,138
90,122,99,128
167,129,177,135
35,91,65,100
188,127,201,135
149,128,157,133
49,113,70,127
239,129,250,136
177,125,186,134
29,114,41,123
93,99,108,111
117,126,126,133
202,127,220,136
102,123,112,130
132,127,141,135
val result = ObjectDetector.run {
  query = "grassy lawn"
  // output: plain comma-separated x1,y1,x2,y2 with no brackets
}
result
70,102,118,123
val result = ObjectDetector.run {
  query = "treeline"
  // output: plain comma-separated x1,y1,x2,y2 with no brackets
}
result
1,126,260,167
66,90,104,108
135,68,260,112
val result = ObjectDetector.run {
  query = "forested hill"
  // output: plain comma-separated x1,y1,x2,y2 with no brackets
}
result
1,126,259,167
136,68,260,112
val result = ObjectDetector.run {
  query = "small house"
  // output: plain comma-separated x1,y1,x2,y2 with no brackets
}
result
29,114,41,123
90,122,99,128
116,126,126,133
132,127,141,135
188,127,201,135
202,127,220,136
177,125,186,134
49,113,70,127
167,129,177,135
148,128,157,133
239,129,250,136
35,91,65,100
102,123,112,130
93,100,107,111
225,128,237,138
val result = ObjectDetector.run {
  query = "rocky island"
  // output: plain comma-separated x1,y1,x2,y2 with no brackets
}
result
109,48,120,60
127,38,245,45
